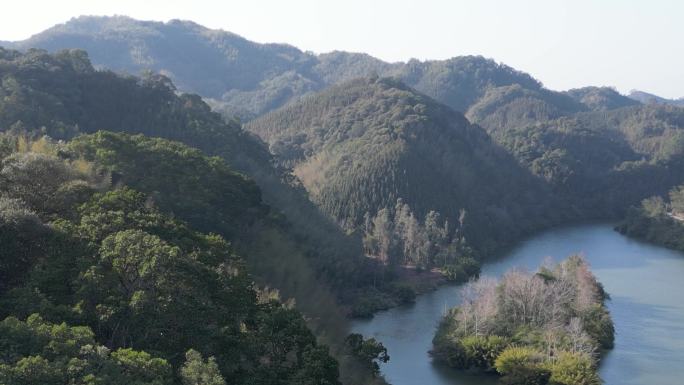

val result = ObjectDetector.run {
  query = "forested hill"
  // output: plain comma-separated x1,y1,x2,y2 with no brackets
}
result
247,76,565,253
0,46,367,289
0,47,405,382
8,15,642,121
565,86,641,111
491,104,684,218
0,141,344,384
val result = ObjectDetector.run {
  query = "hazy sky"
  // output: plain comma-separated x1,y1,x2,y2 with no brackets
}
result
0,0,682,98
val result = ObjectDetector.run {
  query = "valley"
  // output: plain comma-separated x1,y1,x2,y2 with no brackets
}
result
1,9,684,385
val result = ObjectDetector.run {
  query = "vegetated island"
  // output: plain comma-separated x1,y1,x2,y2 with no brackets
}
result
432,256,614,385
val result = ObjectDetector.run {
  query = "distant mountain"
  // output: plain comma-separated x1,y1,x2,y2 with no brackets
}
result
8,15,630,122
466,84,586,134
565,86,640,111
247,77,564,252
6,16,388,119
465,85,642,135
388,56,544,113
628,90,684,106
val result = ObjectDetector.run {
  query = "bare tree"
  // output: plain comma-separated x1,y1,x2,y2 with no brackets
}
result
566,317,595,356
472,276,498,335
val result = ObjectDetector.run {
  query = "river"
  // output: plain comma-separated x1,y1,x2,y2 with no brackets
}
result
351,223,684,385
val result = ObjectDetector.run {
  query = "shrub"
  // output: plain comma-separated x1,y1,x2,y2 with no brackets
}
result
548,352,600,385
494,346,544,374
581,304,615,349
390,283,416,304
460,335,508,370
431,340,469,369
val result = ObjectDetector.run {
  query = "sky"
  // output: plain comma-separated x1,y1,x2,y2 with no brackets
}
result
0,0,682,98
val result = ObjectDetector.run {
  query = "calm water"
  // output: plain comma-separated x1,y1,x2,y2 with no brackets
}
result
351,224,684,385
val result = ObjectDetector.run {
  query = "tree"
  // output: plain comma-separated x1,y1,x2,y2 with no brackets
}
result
0,314,172,385
641,196,666,217
180,350,226,385
362,201,472,270
292,345,341,385
362,211,377,256
669,185,684,214
457,276,497,336
423,210,447,266
0,152,82,215
565,318,594,355
581,304,615,349
499,270,547,327
99,229,178,299
344,334,389,376
0,197,48,292
371,208,394,264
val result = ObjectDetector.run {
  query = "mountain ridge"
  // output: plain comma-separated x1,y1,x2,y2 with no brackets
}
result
6,15,644,120
629,89,684,106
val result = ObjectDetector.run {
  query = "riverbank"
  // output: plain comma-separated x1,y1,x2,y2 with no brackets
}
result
616,200,684,252
350,220,615,320
348,265,451,317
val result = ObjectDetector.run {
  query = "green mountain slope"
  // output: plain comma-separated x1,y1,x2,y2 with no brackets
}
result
494,104,684,217
0,48,392,384
565,86,640,111
0,139,342,385
0,46,363,283
387,56,545,113
465,84,586,134
247,77,563,253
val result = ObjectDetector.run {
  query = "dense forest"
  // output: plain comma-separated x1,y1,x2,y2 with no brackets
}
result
432,256,614,385
247,77,565,255
0,46,402,320
0,48,393,384
488,105,684,218
0,134,344,385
